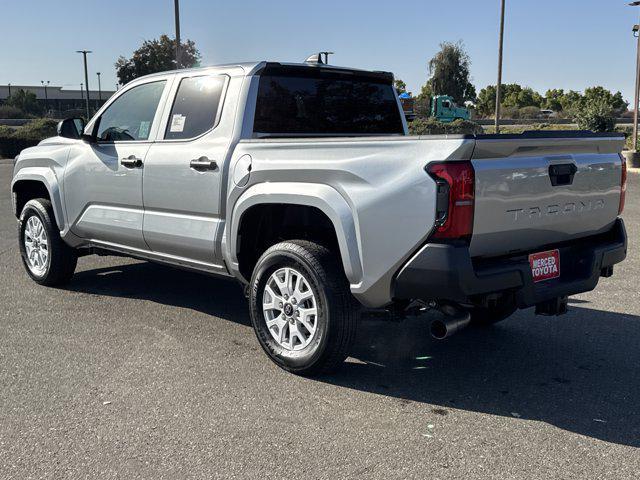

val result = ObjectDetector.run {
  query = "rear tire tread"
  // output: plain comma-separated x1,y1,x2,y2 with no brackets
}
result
251,240,359,376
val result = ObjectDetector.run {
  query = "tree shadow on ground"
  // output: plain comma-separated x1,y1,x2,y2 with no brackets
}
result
70,259,640,447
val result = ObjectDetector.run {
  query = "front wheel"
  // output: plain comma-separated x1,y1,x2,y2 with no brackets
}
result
249,240,359,376
18,198,77,286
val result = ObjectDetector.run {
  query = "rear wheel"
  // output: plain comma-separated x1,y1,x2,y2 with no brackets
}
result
18,198,77,286
249,240,358,376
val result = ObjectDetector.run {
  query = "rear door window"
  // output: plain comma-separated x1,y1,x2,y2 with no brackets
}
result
164,75,226,140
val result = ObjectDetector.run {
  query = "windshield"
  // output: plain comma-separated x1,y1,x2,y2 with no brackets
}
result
253,72,404,136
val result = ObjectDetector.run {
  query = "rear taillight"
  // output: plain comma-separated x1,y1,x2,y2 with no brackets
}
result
426,161,475,242
619,153,627,215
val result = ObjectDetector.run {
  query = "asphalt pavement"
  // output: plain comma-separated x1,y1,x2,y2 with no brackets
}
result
1,159,639,479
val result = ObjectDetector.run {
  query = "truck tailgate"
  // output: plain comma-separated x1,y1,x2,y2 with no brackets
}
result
469,132,625,258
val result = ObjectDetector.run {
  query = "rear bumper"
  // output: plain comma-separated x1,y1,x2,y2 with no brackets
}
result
393,218,627,308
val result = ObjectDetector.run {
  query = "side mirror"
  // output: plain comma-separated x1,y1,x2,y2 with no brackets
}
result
57,117,85,140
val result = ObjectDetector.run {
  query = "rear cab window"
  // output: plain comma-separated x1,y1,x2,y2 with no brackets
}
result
253,67,404,137
164,75,227,140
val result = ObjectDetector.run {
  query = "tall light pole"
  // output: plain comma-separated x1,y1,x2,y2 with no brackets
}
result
80,82,84,110
76,50,92,118
7,83,11,98
41,80,49,114
96,71,102,105
494,0,506,134
631,2,640,156
174,0,181,68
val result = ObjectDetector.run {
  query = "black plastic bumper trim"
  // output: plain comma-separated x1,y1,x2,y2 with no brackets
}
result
393,218,627,308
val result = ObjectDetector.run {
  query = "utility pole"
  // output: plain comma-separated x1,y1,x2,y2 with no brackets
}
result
494,0,506,134
631,2,640,158
41,80,49,114
80,82,84,110
96,71,102,105
174,0,181,68
76,50,92,118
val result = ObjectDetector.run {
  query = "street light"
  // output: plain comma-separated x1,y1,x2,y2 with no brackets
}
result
41,80,49,114
174,0,181,68
76,50,92,118
7,83,11,98
494,0,506,134
630,2,640,156
80,82,84,110
96,71,102,105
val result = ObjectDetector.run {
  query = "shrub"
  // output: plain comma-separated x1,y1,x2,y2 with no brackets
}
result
408,117,484,136
482,123,581,135
0,105,26,119
573,98,615,132
519,106,541,118
0,118,58,158
18,118,58,140
500,106,520,119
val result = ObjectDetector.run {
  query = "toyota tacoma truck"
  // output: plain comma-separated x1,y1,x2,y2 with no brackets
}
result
11,58,628,375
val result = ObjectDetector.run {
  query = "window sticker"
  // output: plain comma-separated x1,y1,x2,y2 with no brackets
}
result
170,114,186,132
138,121,151,139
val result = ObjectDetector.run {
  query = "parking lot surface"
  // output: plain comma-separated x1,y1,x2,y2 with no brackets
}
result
1,160,639,479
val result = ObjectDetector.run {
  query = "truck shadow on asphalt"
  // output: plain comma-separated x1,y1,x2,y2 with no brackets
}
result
70,260,640,448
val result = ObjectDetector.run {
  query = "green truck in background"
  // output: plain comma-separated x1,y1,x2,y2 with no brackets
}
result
399,94,470,123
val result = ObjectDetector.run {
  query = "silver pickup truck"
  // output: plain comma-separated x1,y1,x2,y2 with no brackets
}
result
11,58,627,375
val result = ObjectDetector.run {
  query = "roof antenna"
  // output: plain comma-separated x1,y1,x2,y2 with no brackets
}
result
320,51,334,64
305,53,324,64
305,52,334,65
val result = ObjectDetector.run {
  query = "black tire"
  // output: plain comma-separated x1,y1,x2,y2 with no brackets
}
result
18,198,77,286
249,240,359,376
469,295,517,326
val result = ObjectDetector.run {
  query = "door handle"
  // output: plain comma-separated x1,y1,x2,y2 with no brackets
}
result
190,156,217,171
121,155,143,168
548,163,577,186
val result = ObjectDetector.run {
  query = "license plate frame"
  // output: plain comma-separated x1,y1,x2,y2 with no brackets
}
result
529,249,561,283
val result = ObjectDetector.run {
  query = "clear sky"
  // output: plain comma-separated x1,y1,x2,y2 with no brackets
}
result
1,0,639,102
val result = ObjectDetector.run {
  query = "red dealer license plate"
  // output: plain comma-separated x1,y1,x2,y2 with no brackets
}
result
529,249,560,283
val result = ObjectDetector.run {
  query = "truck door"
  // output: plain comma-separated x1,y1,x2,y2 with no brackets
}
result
142,73,230,272
63,79,169,250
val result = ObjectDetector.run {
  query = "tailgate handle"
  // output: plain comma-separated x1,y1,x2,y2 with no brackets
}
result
548,163,577,186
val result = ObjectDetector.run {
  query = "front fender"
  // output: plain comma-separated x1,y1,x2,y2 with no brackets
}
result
11,167,66,231
225,182,363,285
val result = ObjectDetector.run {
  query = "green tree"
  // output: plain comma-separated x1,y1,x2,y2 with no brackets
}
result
505,87,542,109
543,89,565,111
423,41,476,105
573,97,615,132
474,84,536,116
414,83,433,116
115,34,201,85
560,90,583,112
582,86,627,114
394,79,407,95
475,85,497,117
7,89,39,115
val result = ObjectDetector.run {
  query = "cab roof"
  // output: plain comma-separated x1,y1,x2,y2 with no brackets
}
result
135,61,394,82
